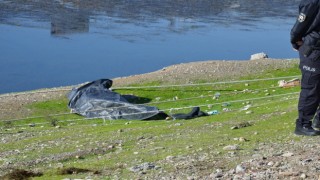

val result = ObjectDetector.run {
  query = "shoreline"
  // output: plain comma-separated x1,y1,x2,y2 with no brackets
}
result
0,58,299,97
0,58,300,120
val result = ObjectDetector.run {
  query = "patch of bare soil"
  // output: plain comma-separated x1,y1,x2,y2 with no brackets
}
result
0,169,43,180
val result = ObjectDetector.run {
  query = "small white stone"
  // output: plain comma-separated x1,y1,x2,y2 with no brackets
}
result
223,145,240,151
281,152,294,157
267,161,274,166
235,164,246,173
300,173,307,179
250,52,268,60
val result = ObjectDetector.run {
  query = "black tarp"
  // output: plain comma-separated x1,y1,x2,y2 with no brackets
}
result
68,79,160,120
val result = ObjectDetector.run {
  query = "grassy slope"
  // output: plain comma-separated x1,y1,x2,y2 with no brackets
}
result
0,63,304,179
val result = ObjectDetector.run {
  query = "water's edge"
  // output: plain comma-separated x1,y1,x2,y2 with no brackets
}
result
0,58,299,97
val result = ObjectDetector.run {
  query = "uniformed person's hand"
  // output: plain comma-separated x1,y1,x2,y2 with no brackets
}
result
292,41,303,51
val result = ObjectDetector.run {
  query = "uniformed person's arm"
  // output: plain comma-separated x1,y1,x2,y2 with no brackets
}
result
290,1,319,49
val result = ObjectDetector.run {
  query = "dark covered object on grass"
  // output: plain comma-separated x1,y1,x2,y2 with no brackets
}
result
68,79,208,120
171,106,208,120
68,79,160,120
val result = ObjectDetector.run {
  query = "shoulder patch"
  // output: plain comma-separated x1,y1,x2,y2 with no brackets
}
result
298,13,306,22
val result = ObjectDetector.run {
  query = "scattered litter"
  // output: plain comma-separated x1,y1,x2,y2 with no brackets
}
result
213,92,221,100
214,92,221,98
223,108,231,112
207,110,219,115
222,102,231,107
241,105,252,111
278,78,300,88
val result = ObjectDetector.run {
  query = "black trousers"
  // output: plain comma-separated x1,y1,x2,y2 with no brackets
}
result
297,45,320,125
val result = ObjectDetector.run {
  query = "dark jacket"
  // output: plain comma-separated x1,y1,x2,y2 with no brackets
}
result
291,0,320,49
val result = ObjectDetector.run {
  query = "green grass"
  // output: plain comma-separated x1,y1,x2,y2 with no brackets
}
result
0,63,307,179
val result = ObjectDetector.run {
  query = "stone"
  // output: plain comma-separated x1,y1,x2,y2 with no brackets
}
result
235,164,246,173
166,156,175,161
300,173,307,179
252,154,264,160
250,52,268,60
129,162,158,173
267,161,274,166
281,152,294,157
279,171,294,176
273,162,281,167
223,145,240,151
29,123,36,127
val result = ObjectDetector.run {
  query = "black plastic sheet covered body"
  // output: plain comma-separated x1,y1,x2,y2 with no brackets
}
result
68,79,160,120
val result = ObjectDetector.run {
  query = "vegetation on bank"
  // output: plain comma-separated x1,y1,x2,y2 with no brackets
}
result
0,63,304,179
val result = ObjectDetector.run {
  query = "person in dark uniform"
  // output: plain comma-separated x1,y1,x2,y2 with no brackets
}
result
291,0,320,136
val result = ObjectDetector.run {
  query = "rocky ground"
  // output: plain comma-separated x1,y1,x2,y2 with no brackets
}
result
4,58,319,179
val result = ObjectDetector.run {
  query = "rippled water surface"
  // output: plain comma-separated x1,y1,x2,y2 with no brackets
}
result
0,0,301,93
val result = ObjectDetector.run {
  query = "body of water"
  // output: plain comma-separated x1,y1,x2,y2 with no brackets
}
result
0,0,301,94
